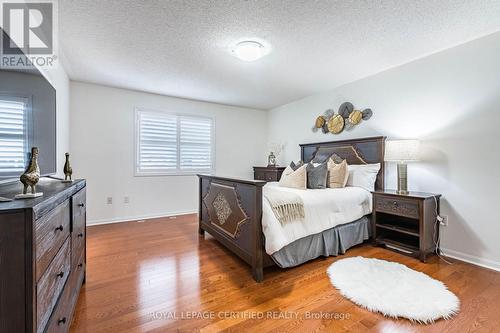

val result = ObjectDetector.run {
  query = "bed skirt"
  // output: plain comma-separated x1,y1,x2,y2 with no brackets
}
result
271,216,371,268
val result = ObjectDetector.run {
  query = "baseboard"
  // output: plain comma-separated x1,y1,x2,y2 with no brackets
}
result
87,210,198,226
440,248,500,272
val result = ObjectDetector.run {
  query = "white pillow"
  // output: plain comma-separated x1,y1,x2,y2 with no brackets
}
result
347,163,381,192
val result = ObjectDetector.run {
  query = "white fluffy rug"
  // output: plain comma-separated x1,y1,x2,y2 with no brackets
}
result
327,257,459,323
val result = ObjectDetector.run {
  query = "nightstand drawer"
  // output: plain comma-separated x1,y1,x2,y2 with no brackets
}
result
375,196,419,219
253,167,286,182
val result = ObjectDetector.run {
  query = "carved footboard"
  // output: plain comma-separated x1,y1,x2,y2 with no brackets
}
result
198,174,274,282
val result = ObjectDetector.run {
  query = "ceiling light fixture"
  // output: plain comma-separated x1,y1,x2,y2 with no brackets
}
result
232,41,267,62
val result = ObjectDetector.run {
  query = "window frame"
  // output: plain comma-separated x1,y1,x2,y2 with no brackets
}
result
134,107,216,176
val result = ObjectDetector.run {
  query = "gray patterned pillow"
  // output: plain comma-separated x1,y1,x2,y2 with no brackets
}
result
306,162,328,189
312,152,343,164
290,160,304,171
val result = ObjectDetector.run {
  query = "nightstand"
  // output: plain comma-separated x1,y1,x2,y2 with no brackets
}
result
253,166,286,182
372,190,441,262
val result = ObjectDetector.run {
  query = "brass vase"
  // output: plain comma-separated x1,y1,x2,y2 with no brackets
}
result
64,152,73,181
20,147,41,194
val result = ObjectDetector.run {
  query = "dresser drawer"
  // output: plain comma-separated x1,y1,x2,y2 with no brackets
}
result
71,188,86,266
45,252,85,333
71,231,85,270
35,200,71,281
44,280,73,333
375,196,419,219
36,238,71,333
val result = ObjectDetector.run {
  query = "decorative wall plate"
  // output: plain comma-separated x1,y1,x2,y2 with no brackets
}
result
349,110,363,125
328,114,345,134
315,116,325,128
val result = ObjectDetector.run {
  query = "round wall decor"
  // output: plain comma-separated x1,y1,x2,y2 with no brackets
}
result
327,114,345,134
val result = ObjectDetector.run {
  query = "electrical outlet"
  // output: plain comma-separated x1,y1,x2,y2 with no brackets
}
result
106,197,113,204
440,215,448,226
124,196,130,204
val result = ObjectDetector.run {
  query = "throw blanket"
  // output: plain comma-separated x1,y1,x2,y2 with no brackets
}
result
263,187,305,224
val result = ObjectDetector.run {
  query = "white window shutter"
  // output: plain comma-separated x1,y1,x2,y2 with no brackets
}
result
0,98,28,174
136,109,214,175
137,111,178,174
179,116,213,172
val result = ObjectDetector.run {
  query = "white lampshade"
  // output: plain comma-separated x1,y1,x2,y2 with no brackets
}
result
385,140,420,162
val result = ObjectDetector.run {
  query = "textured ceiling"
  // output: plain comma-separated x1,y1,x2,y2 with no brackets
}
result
59,0,500,109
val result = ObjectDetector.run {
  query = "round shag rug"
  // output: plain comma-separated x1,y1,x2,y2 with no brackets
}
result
327,257,459,323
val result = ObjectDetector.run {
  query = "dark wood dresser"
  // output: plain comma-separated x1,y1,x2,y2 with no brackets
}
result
0,177,86,333
373,190,441,262
253,166,286,182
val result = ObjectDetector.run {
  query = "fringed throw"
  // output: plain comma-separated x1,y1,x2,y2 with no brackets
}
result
264,187,305,224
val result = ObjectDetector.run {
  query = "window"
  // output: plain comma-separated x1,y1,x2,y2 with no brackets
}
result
135,108,215,175
0,96,30,176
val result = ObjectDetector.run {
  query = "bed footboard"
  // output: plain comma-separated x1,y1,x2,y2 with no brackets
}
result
197,174,273,282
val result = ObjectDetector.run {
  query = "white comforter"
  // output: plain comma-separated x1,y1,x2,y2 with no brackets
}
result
262,182,372,255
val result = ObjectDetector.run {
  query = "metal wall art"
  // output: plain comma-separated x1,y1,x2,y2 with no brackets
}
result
312,102,373,135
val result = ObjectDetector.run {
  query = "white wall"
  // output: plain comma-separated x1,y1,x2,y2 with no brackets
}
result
268,32,500,270
70,82,268,224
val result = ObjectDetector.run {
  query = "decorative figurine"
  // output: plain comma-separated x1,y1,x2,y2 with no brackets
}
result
267,152,276,167
62,152,73,183
15,147,43,199
267,142,285,166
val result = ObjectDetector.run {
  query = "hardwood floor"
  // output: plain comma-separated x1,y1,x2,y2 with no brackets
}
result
70,214,500,333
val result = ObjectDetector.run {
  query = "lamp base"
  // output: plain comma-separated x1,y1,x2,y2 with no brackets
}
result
397,162,408,195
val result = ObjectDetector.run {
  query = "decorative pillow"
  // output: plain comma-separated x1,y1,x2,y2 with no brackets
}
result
346,163,381,191
327,159,349,188
312,152,343,164
306,162,328,189
279,164,307,189
290,160,304,171
328,153,344,164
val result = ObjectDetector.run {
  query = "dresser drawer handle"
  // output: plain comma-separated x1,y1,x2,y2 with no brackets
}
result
393,201,399,208
58,317,67,325
55,225,64,232
78,233,84,238
56,271,65,278
78,203,85,207
78,263,83,268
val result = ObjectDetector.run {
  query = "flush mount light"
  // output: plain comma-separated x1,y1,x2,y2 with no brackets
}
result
232,41,267,62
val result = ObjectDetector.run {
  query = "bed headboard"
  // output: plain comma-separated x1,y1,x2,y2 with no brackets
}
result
300,136,386,191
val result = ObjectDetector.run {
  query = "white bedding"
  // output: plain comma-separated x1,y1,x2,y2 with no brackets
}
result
262,182,372,255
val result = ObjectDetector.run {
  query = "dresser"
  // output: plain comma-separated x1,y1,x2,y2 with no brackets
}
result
253,166,286,182
372,190,441,262
0,177,86,333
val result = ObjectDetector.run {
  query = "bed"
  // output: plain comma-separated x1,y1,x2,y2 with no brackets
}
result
198,136,386,282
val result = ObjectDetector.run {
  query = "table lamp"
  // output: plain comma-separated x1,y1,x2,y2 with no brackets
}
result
385,140,420,194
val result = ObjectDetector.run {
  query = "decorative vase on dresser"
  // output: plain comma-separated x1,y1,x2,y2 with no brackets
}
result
0,177,86,333
253,166,286,182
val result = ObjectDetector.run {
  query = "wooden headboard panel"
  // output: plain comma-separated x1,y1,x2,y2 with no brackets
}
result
300,136,386,191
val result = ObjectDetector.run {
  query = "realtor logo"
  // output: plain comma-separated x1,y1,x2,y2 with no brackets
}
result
0,1,57,68
2,2,52,54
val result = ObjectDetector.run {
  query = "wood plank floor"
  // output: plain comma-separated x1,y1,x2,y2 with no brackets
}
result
70,214,500,333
